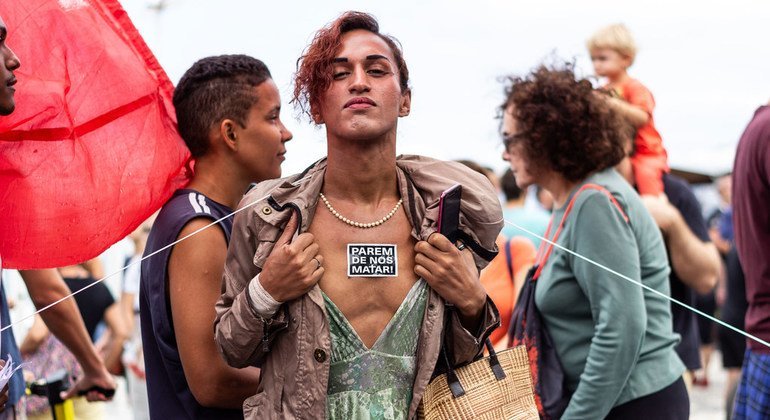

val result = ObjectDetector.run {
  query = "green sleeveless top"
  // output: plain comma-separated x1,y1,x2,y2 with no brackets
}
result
323,280,428,420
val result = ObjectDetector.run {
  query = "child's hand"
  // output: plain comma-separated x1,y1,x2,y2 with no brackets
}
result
594,86,622,99
592,89,608,99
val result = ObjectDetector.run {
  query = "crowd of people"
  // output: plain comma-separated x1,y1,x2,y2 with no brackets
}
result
1,7,769,420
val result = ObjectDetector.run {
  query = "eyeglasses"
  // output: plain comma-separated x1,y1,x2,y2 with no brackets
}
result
502,131,528,151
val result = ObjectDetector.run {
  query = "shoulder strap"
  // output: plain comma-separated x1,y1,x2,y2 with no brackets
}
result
455,230,498,262
533,183,628,280
581,184,628,222
439,306,505,398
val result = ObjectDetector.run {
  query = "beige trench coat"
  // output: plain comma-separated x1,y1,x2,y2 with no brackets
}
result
215,155,504,419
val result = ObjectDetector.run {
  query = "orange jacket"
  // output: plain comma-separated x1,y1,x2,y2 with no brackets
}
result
480,234,536,348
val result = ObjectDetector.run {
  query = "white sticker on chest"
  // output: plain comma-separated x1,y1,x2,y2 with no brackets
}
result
347,244,398,278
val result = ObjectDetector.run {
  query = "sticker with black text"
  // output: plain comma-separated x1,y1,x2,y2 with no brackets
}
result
347,244,398,277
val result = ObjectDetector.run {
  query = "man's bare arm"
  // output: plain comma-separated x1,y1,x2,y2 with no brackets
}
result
169,219,260,409
665,218,721,294
642,197,720,294
18,269,116,400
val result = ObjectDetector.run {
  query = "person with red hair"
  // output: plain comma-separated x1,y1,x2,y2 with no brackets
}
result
215,11,502,419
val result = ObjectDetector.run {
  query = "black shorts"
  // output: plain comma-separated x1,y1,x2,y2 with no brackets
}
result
606,377,689,420
719,326,747,368
696,291,717,344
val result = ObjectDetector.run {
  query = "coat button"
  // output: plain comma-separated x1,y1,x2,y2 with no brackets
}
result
261,206,273,215
314,348,327,363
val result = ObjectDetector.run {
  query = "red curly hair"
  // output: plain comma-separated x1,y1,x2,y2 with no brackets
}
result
292,11,410,121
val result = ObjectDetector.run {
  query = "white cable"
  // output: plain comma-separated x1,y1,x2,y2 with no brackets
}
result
4,184,767,351
504,219,770,349
0,176,311,334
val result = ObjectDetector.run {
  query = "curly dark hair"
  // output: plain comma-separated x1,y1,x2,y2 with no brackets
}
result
173,55,271,157
500,63,626,181
292,11,409,121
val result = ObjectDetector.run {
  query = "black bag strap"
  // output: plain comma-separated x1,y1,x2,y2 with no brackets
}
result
440,305,506,399
454,230,498,262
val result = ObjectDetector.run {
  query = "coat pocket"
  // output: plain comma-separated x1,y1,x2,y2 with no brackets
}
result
253,240,277,270
243,392,269,419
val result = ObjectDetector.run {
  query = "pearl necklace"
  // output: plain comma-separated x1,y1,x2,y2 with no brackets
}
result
319,193,403,229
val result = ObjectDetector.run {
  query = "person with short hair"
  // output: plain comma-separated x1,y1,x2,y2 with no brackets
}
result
215,12,501,419
587,23,669,197
501,63,687,419
140,54,292,419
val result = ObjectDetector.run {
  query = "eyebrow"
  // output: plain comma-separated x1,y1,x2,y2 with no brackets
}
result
365,54,390,62
332,54,391,63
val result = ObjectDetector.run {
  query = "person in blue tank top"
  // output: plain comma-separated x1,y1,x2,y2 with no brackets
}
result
140,55,292,419
0,14,116,419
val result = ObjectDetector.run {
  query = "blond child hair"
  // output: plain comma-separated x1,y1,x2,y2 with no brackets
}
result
586,24,637,64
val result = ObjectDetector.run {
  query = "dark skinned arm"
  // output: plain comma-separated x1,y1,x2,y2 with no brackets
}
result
169,218,260,409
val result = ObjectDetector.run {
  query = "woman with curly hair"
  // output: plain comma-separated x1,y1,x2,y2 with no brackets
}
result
501,64,688,419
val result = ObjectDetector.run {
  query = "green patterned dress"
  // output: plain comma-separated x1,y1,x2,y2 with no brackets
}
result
323,280,428,420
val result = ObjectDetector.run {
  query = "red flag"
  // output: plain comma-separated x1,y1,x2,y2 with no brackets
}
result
0,0,190,269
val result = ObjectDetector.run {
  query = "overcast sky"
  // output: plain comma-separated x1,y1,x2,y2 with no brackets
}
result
122,0,770,177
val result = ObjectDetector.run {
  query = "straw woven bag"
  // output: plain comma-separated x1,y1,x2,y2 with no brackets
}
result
419,317,538,419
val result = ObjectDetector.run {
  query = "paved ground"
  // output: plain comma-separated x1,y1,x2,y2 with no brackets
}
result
690,349,732,420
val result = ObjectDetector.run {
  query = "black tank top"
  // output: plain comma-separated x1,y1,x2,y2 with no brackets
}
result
139,189,240,419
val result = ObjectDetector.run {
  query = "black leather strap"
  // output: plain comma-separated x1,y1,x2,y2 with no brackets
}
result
485,339,506,381
441,306,505,399
455,230,498,262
